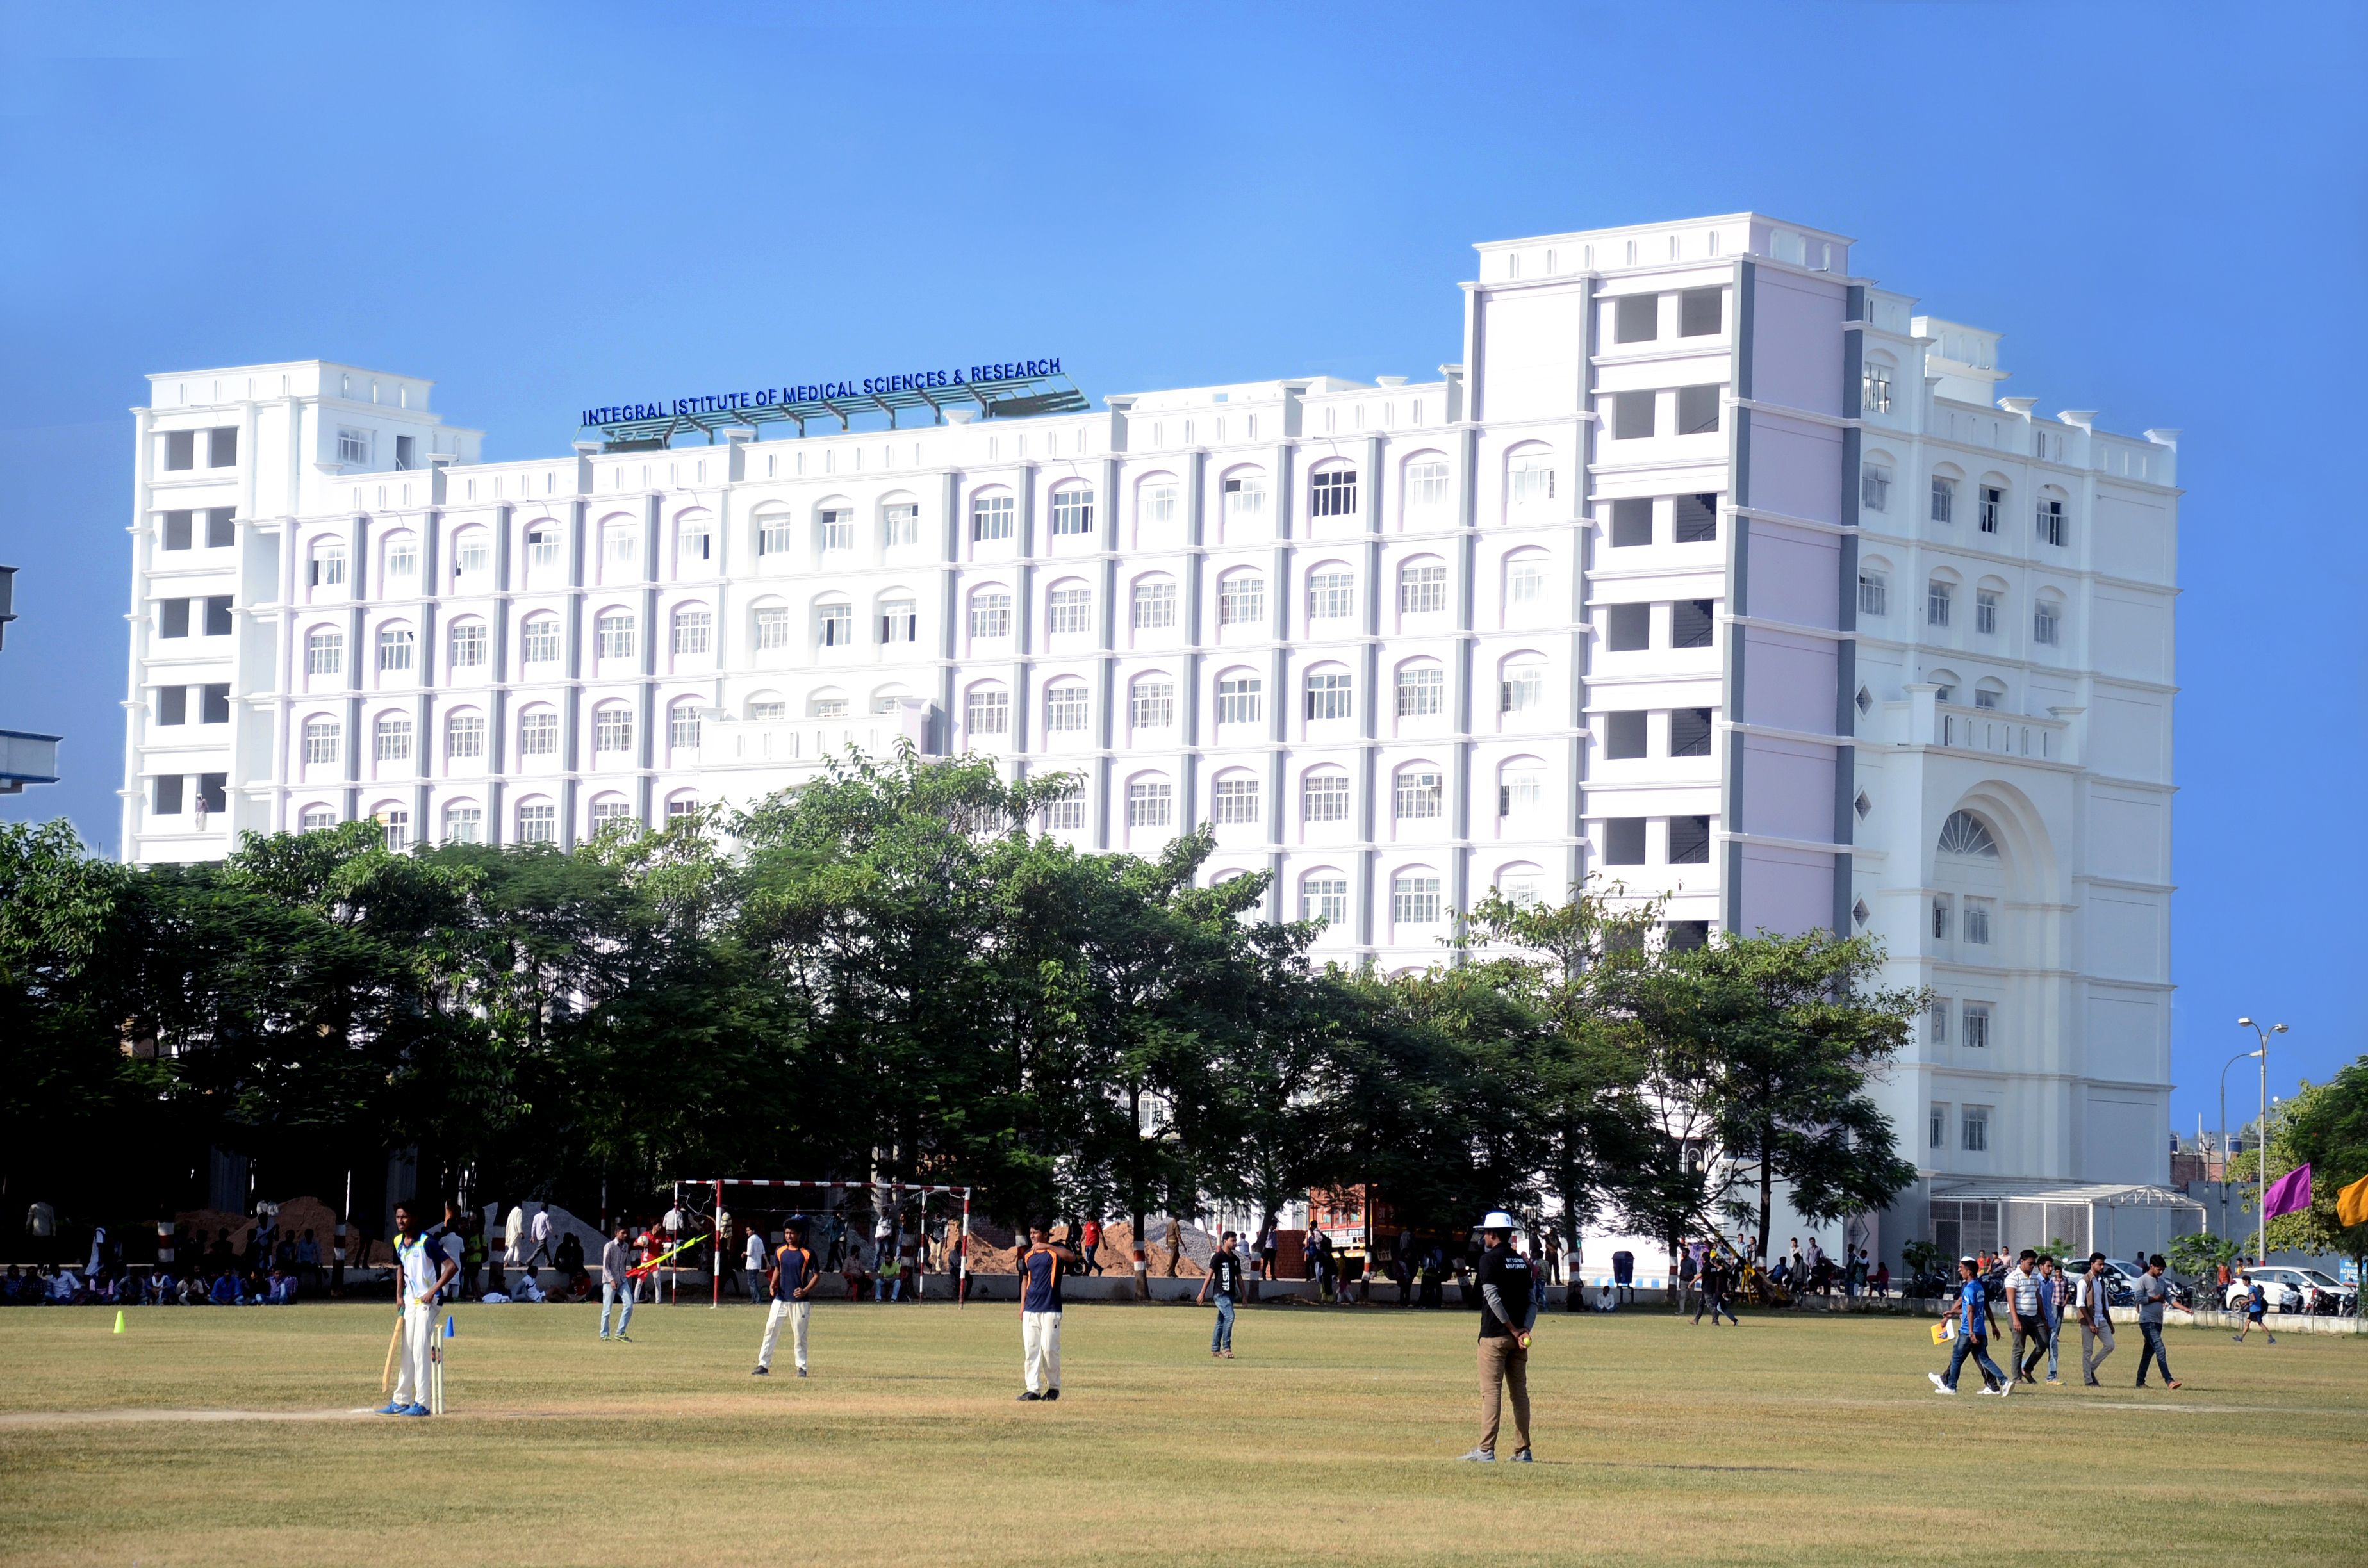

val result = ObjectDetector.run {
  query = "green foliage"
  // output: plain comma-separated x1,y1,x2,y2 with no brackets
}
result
2166,1230,2239,1284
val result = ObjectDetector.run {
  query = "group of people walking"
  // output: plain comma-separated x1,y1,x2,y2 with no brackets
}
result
1932,1249,2182,1395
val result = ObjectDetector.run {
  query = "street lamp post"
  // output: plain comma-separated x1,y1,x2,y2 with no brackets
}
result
2217,1047,2262,1239
2236,1017,2289,1266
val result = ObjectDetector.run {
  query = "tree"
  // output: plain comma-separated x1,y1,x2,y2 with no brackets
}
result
2234,1059,2368,1315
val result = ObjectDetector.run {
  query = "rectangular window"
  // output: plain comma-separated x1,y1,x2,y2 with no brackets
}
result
668,706,701,749
594,708,633,753
1395,666,1444,717
1605,817,1647,865
1669,815,1711,863
1212,777,1260,824
1509,457,1555,506
1131,581,1178,630
1606,711,1646,759
199,506,230,546
672,608,714,655
1963,1002,1991,1048
304,629,341,674
1861,466,1891,512
444,806,484,844
1932,895,1952,941
1392,875,1442,926
163,430,195,470
1928,999,1950,1044
516,804,557,844
1306,571,1354,621
1930,1104,1947,1149
1309,469,1358,518
1610,497,1652,547
1962,1107,1989,1153
757,514,794,556
1038,782,1086,831
883,503,920,547
1973,687,2000,711
1508,560,1546,605
525,527,560,569
676,523,711,563
1499,665,1545,714
1606,602,1649,651
1047,587,1092,634
1224,477,1267,519
1671,707,1713,757
1218,575,1265,626
1049,487,1097,535
1663,919,1709,951
1677,385,1722,436
519,712,558,756
1304,672,1353,721
1861,366,1891,414
1303,773,1351,822
1303,877,1349,926
2033,602,2060,646
522,619,561,662
1962,897,1993,945
1930,477,1955,525
1615,293,1657,343
971,494,1014,542
153,774,185,813
1216,676,1262,726
966,689,1010,735
200,683,229,724
1927,578,1957,627
1044,684,1090,733
374,715,413,762
1857,571,1888,617
969,593,1011,639
1976,590,2000,635
1129,682,1175,730
596,613,635,659
588,799,632,834
1679,288,1722,336
1673,493,1718,543
2037,498,2066,547
1399,564,1448,615
1405,461,1449,508
376,626,415,672
1979,486,2003,534
156,686,187,725
392,434,415,471
163,510,193,550
821,509,855,551
447,713,486,759
203,596,233,636
454,538,489,578
303,720,340,764
1126,781,1172,827
818,603,855,647
310,543,347,587
879,599,917,644
386,539,418,580
604,528,639,573
1672,599,1714,648
1612,390,1655,440
336,428,370,466
1499,769,1543,818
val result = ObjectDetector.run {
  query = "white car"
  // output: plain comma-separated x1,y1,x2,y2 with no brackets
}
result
2223,1266,2356,1315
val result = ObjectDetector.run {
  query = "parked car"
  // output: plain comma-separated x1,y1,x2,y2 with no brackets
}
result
2224,1267,2356,1316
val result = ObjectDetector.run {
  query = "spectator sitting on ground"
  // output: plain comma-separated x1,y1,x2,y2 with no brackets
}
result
151,1268,177,1305
209,1268,238,1306
2,1264,24,1304
178,1271,208,1307
267,1266,297,1304
511,1268,548,1303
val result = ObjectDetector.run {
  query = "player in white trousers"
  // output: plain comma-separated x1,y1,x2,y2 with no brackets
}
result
381,1202,456,1417
753,1218,818,1378
1016,1223,1078,1401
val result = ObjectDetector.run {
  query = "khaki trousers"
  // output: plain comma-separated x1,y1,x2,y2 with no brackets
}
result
1477,1335,1531,1455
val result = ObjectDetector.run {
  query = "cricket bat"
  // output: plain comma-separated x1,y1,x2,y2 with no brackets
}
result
381,1312,403,1392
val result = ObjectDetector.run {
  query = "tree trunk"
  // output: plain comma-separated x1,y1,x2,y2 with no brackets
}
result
1757,1125,1775,1265
1130,1203,1149,1301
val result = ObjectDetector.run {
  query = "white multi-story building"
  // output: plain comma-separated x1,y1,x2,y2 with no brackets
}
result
121,213,2177,1230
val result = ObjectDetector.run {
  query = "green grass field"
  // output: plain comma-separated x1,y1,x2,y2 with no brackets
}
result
1,1299,2360,1565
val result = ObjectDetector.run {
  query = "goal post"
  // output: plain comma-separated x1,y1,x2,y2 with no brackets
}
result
678,1178,973,1309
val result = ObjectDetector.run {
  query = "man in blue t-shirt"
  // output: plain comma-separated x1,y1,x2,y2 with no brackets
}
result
1197,1232,1245,1358
1016,1223,1078,1401
2232,1273,2276,1345
1929,1257,2009,1396
753,1219,818,1378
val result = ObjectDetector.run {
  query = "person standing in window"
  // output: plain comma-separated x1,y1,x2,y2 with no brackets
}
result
1459,1210,1538,1462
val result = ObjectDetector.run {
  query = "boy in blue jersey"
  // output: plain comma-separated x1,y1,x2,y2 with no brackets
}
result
1016,1223,1078,1401
753,1219,818,1378
381,1202,456,1416
1928,1256,2009,1396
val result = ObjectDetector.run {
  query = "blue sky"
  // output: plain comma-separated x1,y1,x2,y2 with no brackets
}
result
2,3,2362,1129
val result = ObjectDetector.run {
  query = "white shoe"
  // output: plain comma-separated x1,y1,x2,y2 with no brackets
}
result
1998,1380,2012,1397
1927,1372,1947,1391
1931,1382,1957,1396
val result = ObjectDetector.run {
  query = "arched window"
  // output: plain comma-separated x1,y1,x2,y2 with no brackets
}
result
308,538,347,589
667,699,702,751
1499,653,1547,717
1051,481,1098,537
1130,574,1179,633
372,712,412,762
517,706,559,757
880,492,921,549
808,689,850,719
1219,466,1268,543
1306,564,1356,623
450,527,491,582
1498,758,1545,820
1046,578,1094,635
1929,464,1962,525
304,626,343,676
518,614,558,665
1124,774,1173,828
441,801,484,844
751,600,792,652
671,603,713,656
375,623,415,673
1217,569,1265,630
1937,810,1999,858
753,505,794,558
816,496,856,553
515,799,558,844
601,517,641,581
967,587,1011,641
1310,461,1358,519
447,617,489,669
1300,868,1350,926
1502,550,1550,620
964,683,1010,737
816,599,855,648
1506,444,1556,509
445,708,486,760
1214,667,1262,726
1401,450,1451,526
1861,448,1895,513
1494,862,1546,908
675,509,714,568
1857,555,1891,619
1128,674,1176,731
1391,869,1443,927
1394,658,1445,719
381,531,418,584
595,610,635,659
2033,591,2064,648
969,487,1014,543
302,715,340,765
1042,680,1090,736
1304,664,1353,723
1301,768,1351,824
1860,351,1896,414
592,703,633,755
1392,765,1444,822
1973,678,2007,712
1210,769,1260,825
1397,557,1448,617
299,804,338,832
588,794,635,835
746,691,787,721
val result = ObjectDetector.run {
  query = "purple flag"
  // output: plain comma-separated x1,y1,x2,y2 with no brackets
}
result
2262,1164,2313,1220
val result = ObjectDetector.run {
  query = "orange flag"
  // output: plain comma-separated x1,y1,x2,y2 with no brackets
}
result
2339,1172,2368,1229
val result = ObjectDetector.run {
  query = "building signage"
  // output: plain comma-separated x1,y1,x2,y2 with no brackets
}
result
580,358,1064,427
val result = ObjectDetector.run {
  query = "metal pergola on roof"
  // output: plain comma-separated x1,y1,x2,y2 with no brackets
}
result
582,368,1089,451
